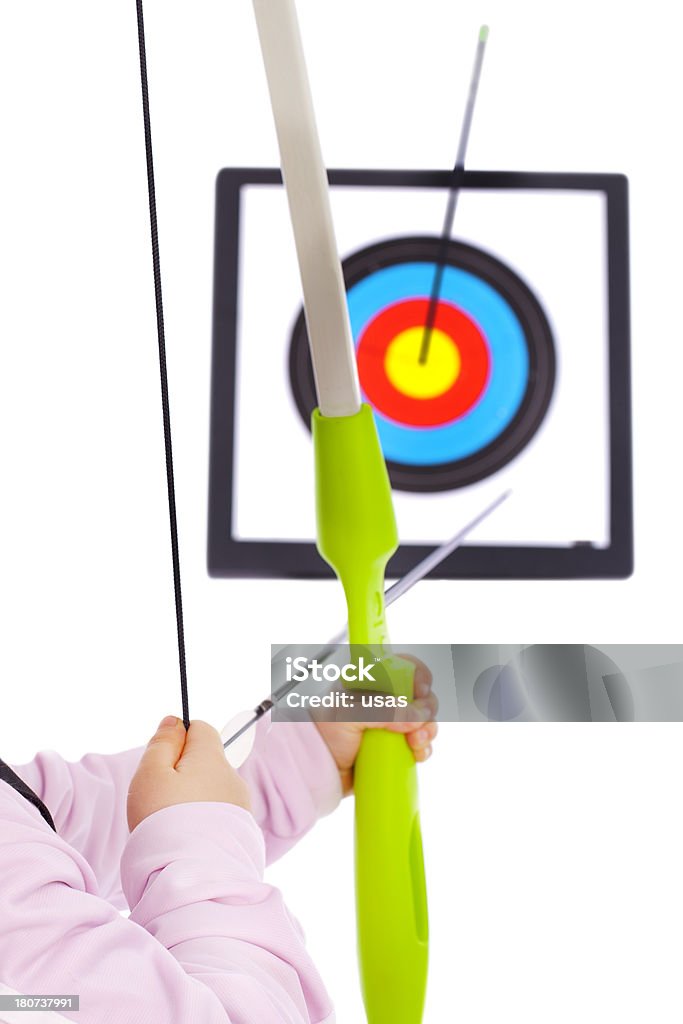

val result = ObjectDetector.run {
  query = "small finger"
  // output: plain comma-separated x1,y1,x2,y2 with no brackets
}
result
366,696,437,735
409,694,438,721
413,743,433,763
178,720,226,767
408,728,429,749
406,722,438,750
398,654,433,698
414,677,430,699
140,716,187,770
394,700,433,726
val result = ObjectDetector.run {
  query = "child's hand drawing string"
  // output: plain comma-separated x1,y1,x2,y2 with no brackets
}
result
135,0,190,731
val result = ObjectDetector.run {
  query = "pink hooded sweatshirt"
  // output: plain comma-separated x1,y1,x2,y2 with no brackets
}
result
0,721,342,1023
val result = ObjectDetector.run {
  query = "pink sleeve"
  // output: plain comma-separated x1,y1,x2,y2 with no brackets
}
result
12,746,142,908
239,720,342,864
13,721,341,890
0,784,335,1024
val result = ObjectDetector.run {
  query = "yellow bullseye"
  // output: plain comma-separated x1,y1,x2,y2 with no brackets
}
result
384,327,461,399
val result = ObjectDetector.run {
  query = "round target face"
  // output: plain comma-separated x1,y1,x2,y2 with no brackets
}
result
289,236,556,491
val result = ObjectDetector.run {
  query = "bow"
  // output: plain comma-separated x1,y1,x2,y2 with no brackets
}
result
314,407,429,1023
252,0,428,1020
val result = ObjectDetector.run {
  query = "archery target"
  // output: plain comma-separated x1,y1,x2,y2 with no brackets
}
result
208,169,632,577
288,236,555,491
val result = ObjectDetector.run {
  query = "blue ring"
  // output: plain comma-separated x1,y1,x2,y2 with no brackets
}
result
347,262,529,465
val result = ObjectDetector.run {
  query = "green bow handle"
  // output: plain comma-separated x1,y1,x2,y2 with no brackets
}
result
313,404,429,1024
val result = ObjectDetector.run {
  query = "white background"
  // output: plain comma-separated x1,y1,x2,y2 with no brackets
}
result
0,2,681,1022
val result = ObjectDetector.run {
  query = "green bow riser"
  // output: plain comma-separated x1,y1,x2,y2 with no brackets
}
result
313,403,429,1024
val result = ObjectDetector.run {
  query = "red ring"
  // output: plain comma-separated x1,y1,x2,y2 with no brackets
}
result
356,298,491,427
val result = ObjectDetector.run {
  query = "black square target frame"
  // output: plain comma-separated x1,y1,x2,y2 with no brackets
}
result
208,168,632,580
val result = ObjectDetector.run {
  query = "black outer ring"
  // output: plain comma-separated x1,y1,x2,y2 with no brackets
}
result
288,236,556,492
